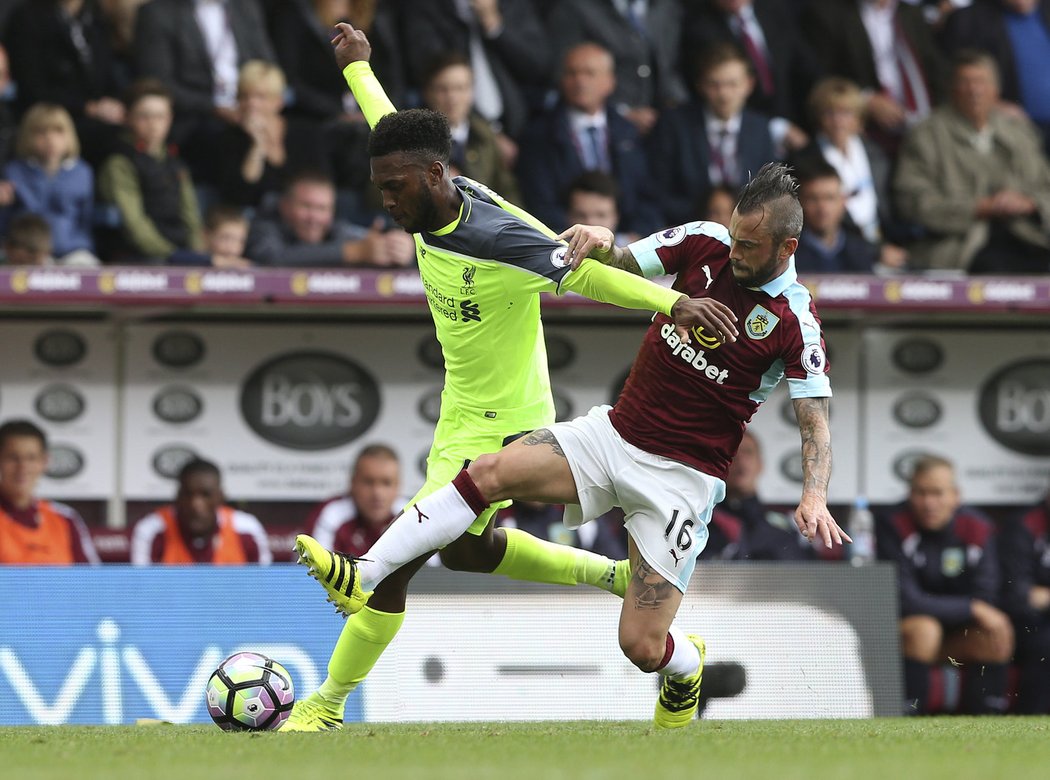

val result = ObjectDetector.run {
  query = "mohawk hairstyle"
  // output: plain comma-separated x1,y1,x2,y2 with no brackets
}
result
368,109,452,165
735,162,803,243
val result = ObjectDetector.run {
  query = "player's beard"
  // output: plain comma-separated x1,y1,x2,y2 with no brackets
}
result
408,176,441,234
733,245,782,287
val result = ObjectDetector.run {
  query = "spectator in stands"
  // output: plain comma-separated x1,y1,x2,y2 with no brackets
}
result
214,60,327,210
998,488,1050,713
0,45,17,167
803,0,947,153
1,213,98,267
702,431,815,561
4,0,126,165
942,0,1050,153
1,104,100,265
702,184,737,226
302,444,402,558
648,42,778,226
422,52,521,204
564,172,630,245
133,0,275,181
245,170,414,267
877,455,1012,714
894,50,1050,273
794,162,881,274
547,0,688,135
683,0,821,128
169,204,252,268
98,79,205,263
130,457,271,565
517,42,661,235
402,0,551,139
0,419,99,564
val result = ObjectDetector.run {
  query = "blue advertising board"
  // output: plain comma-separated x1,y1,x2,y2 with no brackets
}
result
0,567,362,725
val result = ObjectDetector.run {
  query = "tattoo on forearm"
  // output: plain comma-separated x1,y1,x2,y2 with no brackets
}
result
522,428,566,459
609,247,643,276
631,558,674,611
794,396,832,497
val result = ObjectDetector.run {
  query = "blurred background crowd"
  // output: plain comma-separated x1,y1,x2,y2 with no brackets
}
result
0,0,1047,274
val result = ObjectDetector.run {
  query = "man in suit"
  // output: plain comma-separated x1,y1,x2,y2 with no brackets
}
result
133,0,275,179
547,0,688,135
401,0,550,138
516,42,662,234
683,0,821,126
794,161,882,273
648,42,778,225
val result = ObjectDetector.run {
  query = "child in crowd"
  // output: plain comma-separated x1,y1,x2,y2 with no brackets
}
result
1,103,99,264
98,79,204,263
169,205,252,268
1,212,97,267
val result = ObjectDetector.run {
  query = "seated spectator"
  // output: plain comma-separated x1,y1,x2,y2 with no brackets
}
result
998,488,1050,714
794,162,881,274
877,455,1013,714
169,204,252,268
648,42,778,226
702,431,814,561
1,213,98,267
1,104,99,264
564,171,632,245
245,170,414,267
517,42,661,235
894,50,1050,273
4,0,126,165
0,45,16,167
133,0,275,182
403,0,551,138
547,0,688,135
130,457,271,564
302,444,402,557
422,52,521,204
0,419,99,564
702,184,737,226
214,60,328,210
98,79,205,264
942,0,1050,154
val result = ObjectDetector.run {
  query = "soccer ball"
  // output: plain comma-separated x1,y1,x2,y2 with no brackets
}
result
205,651,295,731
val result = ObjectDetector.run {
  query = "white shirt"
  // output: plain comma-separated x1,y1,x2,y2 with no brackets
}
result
728,2,772,63
819,133,881,242
568,108,609,170
704,111,743,185
860,0,902,105
194,0,239,109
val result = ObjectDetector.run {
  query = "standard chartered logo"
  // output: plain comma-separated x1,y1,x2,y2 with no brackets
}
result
0,619,320,725
660,323,729,384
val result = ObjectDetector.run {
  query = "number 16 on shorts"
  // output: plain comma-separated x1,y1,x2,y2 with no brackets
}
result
664,509,694,567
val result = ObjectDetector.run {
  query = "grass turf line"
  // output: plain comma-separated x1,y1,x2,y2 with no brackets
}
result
3,718,1050,780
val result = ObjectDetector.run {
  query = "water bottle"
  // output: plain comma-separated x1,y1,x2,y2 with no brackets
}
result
848,497,876,567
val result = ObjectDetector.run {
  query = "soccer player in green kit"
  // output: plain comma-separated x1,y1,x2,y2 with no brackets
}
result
284,23,737,731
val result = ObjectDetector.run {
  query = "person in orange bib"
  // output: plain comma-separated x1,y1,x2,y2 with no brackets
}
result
130,458,271,565
0,419,99,565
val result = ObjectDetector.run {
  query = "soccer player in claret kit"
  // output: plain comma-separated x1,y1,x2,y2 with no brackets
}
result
283,24,724,731
298,158,851,728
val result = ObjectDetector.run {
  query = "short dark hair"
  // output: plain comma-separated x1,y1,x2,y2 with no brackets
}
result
422,51,472,90
281,168,335,197
952,48,1000,83
5,213,52,253
368,109,451,165
693,41,751,83
178,457,221,484
123,77,172,111
735,162,803,243
795,159,841,188
566,171,620,203
204,205,248,232
355,444,399,468
0,419,47,451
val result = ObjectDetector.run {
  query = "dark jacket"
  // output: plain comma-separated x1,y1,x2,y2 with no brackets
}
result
998,501,1050,626
703,496,815,562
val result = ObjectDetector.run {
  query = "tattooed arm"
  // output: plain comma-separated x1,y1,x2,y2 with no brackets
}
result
791,396,849,549
555,224,644,275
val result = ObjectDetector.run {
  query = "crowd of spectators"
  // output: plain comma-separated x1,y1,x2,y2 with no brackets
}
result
0,0,1046,273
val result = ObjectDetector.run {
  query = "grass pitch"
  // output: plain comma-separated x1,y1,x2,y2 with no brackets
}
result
3,719,1049,780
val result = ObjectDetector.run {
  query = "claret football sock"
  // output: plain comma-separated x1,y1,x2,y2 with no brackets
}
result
659,625,703,679
493,527,623,595
319,605,406,707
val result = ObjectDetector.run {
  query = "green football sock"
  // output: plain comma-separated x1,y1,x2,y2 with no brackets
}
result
316,605,405,708
493,527,618,593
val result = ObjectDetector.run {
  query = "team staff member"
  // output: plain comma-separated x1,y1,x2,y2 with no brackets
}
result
0,419,99,565
130,458,271,565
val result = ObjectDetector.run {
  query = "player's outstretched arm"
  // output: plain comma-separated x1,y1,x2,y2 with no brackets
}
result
791,396,850,549
331,22,396,128
556,224,642,275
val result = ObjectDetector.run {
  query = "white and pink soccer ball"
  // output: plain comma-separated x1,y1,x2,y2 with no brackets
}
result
205,651,295,731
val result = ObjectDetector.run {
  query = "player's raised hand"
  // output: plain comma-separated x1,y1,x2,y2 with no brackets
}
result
794,494,851,549
669,297,738,344
556,224,615,270
331,22,371,69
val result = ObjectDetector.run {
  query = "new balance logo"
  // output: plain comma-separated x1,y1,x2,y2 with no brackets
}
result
460,300,481,322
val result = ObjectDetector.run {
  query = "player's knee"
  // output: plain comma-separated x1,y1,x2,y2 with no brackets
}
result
619,633,666,673
901,615,943,663
465,453,507,503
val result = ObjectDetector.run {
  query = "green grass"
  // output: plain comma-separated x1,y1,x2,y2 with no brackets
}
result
3,719,1050,780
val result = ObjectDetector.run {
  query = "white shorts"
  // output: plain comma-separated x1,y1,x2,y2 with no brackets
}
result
550,405,726,593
